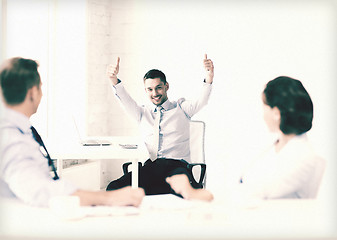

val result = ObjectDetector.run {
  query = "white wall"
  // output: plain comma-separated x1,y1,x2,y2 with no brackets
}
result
48,0,87,142
3,0,51,136
86,0,337,200
2,0,87,142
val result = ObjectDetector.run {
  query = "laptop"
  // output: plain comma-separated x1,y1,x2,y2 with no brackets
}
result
73,117,111,146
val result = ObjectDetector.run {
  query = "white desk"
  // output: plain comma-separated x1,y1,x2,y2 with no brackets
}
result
47,136,148,189
0,195,335,240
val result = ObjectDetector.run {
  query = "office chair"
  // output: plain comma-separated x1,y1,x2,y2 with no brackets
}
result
122,120,207,187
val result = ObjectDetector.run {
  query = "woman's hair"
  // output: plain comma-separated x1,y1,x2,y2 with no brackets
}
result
263,76,313,135
0,57,40,105
143,69,167,84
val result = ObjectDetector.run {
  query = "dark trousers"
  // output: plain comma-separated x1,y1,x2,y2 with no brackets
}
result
106,158,202,195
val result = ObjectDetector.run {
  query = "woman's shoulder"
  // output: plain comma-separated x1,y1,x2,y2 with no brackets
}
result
281,134,317,162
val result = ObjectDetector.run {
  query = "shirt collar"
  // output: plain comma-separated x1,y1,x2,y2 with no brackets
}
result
152,99,171,112
2,107,32,134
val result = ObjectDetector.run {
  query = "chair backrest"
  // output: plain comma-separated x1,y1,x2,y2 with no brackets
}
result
189,120,206,184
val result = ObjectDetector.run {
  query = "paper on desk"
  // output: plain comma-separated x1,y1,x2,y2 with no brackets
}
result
140,194,217,222
82,205,140,217
140,194,208,211
49,196,140,219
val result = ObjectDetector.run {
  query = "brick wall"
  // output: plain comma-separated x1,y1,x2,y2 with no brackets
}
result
86,0,142,187
86,0,140,137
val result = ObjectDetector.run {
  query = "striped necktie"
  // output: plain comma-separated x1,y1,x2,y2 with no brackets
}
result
150,106,162,160
31,126,59,180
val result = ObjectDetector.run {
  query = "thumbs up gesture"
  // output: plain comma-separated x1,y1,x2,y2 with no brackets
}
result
203,54,214,84
107,57,120,85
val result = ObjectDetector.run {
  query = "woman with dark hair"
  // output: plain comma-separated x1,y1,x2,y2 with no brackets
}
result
263,76,313,136
166,76,325,201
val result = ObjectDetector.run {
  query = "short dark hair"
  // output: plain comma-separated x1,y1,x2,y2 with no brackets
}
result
263,76,313,135
143,69,166,84
0,57,40,105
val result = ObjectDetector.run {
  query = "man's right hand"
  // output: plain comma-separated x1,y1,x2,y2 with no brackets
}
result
105,186,145,207
107,57,120,85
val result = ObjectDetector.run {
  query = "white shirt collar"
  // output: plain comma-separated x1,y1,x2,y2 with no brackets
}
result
152,99,171,112
1,107,31,134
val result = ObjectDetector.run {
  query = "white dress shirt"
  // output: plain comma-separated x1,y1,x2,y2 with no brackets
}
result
112,81,212,162
0,108,78,207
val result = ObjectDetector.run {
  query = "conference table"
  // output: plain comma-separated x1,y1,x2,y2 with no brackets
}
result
0,194,336,240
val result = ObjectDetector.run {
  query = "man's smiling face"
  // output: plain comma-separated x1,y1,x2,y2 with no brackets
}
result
144,77,169,106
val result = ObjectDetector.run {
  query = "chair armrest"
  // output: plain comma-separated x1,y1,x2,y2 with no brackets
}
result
187,163,206,186
122,162,142,174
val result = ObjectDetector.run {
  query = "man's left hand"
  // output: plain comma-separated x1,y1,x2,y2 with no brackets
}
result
203,54,214,84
